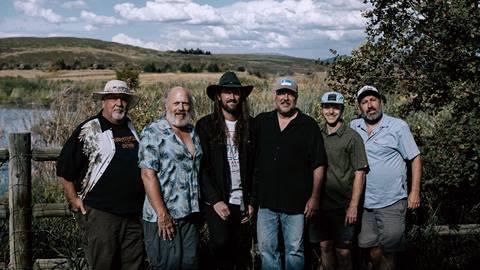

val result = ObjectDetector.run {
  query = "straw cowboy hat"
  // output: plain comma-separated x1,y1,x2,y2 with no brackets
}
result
93,80,140,108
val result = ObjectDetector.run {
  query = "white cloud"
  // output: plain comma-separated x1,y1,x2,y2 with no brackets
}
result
13,0,74,23
62,0,88,10
6,0,370,58
0,32,31,38
112,33,171,51
81,11,126,31
111,0,369,55
47,32,68,37
114,0,220,24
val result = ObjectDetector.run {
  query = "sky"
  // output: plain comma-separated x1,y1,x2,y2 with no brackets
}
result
0,0,372,59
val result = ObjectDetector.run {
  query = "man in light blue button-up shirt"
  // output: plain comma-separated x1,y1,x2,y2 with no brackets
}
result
350,86,422,270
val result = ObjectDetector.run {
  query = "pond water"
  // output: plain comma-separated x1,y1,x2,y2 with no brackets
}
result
0,108,51,197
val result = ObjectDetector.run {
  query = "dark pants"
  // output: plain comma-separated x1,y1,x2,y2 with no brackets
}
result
143,215,200,270
76,207,145,270
204,204,252,270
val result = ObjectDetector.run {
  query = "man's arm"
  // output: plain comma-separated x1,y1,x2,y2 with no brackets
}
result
195,118,231,220
408,155,422,209
304,165,326,218
345,170,365,225
59,177,86,214
141,168,175,240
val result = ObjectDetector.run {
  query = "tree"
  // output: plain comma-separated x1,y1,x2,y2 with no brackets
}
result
207,63,220,72
115,66,140,89
143,62,157,73
329,0,479,113
49,58,66,71
180,62,193,72
327,2,480,266
330,0,480,223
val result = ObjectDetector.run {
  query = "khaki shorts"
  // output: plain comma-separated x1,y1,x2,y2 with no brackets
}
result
358,199,407,252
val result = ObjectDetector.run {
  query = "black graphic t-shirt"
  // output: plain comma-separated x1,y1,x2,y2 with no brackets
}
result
84,119,145,216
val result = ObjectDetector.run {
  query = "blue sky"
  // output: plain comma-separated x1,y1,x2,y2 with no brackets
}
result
0,0,371,59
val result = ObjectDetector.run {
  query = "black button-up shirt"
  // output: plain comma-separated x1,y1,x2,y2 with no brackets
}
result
253,109,327,214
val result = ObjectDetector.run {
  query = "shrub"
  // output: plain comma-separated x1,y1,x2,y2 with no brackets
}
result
180,63,194,73
115,66,140,89
143,62,157,73
207,63,220,72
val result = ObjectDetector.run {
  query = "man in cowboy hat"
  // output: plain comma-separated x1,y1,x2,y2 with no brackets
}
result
196,71,256,269
254,77,327,270
57,80,145,270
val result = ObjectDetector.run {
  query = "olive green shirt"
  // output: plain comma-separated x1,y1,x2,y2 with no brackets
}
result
321,122,368,210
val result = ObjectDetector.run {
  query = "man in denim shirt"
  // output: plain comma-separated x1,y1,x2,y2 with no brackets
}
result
138,86,202,269
350,86,422,270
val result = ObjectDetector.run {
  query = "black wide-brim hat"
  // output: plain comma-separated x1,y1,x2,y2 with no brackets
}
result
206,71,254,100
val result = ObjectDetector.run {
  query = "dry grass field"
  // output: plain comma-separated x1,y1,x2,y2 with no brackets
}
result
0,69,328,86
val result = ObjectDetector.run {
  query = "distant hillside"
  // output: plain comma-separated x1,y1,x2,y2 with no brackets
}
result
0,37,326,74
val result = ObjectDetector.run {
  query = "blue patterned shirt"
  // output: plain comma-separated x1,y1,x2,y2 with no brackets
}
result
138,117,202,221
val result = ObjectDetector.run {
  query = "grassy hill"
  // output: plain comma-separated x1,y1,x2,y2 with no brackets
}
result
0,37,325,74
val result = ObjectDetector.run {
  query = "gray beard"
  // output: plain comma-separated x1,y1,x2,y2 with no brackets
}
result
166,110,192,128
112,110,126,121
362,110,383,125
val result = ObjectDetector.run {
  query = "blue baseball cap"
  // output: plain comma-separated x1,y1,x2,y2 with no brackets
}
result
321,91,344,105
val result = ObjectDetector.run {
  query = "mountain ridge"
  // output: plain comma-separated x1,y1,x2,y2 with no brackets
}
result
0,37,325,74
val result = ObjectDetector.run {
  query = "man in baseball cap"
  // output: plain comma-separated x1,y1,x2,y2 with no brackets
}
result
350,86,422,270
310,91,368,270
254,77,327,270
356,85,381,103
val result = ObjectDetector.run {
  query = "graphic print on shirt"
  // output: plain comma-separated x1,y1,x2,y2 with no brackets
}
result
225,120,243,208
114,135,137,149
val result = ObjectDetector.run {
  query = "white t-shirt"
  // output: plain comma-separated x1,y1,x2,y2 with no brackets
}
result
225,120,243,208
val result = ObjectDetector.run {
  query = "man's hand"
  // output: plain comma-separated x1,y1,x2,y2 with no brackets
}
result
213,201,231,221
70,197,86,215
345,205,358,226
304,196,319,219
60,177,86,214
408,190,421,209
241,205,255,224
157,213,176,241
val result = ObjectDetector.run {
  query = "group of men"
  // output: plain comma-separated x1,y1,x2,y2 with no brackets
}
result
56,71,422,270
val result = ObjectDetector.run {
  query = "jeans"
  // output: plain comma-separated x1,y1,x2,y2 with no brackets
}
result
257,207,305,270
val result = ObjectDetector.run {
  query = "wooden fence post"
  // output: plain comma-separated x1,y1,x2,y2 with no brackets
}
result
8,133,33,270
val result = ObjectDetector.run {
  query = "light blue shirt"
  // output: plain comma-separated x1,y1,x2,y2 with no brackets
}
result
138,117,202,221
350,114,420,209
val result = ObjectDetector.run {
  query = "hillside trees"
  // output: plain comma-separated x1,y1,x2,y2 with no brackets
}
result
329,0,480,224
115,66,140,89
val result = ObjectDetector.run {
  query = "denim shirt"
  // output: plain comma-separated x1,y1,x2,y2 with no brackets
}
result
138,117,202,221
350,114,420,209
